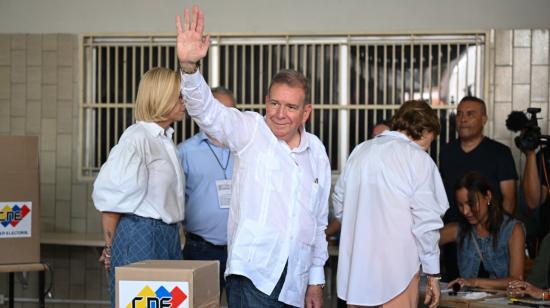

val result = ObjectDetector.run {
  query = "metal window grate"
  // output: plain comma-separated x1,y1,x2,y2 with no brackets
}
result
347,34,485,162
80,33,486,179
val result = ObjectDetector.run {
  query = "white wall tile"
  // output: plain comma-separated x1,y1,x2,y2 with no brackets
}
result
532,29,549,65
495,66,512,101
531,65,549,101
56,167,72,201
514,30,531,47
0,66,9,99
495,30,513,65
513,47,531,84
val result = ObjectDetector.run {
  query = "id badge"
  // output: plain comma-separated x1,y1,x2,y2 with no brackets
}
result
216,179,232,209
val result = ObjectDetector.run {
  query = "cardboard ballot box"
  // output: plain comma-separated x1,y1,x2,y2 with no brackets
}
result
116,260,219,308
0,136,40,265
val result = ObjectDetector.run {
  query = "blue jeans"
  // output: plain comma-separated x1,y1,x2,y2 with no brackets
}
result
109,215,182,308
182,234,228,292
226,265,295,308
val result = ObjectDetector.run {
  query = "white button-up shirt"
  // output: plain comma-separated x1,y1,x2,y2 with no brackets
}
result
92,121,185,224
333,131,448,306
181,71,330,307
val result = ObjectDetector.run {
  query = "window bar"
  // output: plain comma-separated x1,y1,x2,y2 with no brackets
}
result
97,46,103,168
339,43,349,168
122,47,128,134
437,44,442,106
428,44,433,104
386,44,388,106
225,45,229,91
476,36,481,97
275,45,280,73
420,44,424,101
355,45,360,146
233,45,238,102
373,44,378,104
251,45,255,108
409,41,414,100
268,45,273,95
364,44,371,106
400,44,405,104
319,44,325,140
148,42,153,70
285,41,290,69
391,44,396,106
114,46,120,146
241,45,246,105
106,46,111,156
328,44,334,163
85,44,95,173
310,44,316,133
292,43,297,71
455,43,461,102
464,43,473,95
259,45,264,107
365,44,370,138
447,43,452,104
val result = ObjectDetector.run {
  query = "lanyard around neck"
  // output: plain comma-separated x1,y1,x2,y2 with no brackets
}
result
206,142,230,180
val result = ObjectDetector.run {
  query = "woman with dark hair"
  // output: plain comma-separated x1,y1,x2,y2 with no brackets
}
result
440,171,525,290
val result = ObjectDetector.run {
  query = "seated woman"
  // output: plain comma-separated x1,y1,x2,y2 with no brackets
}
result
440,171,525,290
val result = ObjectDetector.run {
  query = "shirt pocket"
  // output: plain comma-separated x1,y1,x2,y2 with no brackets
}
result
232,219,282,269
254,152,284,192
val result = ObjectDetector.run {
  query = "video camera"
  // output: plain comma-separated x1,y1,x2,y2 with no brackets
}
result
505,108,550,151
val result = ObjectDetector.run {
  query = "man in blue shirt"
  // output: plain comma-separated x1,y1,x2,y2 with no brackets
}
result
177,87,235,295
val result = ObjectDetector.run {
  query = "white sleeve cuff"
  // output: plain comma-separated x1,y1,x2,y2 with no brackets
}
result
308,265,325,285
180,69,202,86
421,254,440,275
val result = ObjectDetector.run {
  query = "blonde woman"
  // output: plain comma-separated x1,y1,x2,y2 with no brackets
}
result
92,67,186,307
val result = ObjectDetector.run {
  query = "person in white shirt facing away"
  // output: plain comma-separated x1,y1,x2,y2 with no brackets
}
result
92,67,186,308
332,100,449,308
370,119,391,139
176,6,331,308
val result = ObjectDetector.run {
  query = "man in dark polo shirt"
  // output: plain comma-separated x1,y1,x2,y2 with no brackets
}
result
439,96,518,280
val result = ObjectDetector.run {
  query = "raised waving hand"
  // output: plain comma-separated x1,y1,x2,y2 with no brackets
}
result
176,5,210,73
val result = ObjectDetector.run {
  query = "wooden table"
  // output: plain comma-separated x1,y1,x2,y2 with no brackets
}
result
440,293,537,308
0,263,49,308
440,292,482,308
470,297,543,307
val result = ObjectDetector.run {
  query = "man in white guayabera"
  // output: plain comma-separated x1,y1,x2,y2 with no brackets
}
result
175,6,331,308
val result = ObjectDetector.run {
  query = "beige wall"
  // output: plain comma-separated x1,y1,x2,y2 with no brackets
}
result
0,34,99,235
1,0,550,34
0,34,107,306
490,30,550,173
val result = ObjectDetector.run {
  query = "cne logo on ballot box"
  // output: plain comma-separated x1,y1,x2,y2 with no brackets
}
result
0,202,32,238
120,281,189,308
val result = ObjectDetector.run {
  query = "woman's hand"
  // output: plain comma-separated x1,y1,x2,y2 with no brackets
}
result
448,277,477,290
507,280,543,299
424,276,441,308
99,245,112,271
